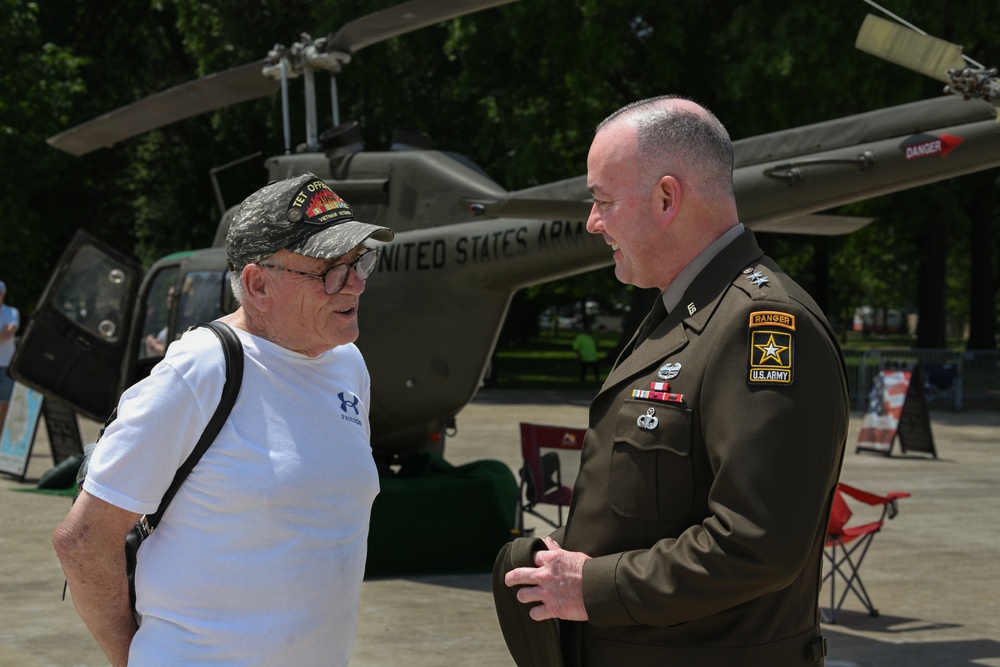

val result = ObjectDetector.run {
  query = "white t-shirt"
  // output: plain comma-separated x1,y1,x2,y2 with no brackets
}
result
0,303,19,365
84,325,380,666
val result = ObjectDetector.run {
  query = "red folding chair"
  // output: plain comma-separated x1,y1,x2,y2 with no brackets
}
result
822,482,910,623
516,423,586,534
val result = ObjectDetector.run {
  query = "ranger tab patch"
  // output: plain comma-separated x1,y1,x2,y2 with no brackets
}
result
747,311,795,385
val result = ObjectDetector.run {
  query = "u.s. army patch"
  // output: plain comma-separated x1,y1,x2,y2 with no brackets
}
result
747,311,795,385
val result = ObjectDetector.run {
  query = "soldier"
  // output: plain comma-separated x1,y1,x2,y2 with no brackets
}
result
500,97,848,666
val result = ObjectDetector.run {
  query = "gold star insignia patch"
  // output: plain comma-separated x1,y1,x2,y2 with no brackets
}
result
747,311,795,385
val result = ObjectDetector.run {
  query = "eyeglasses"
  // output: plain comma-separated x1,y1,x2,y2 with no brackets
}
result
259,249,379,295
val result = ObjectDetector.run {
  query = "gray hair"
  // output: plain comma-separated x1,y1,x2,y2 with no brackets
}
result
229,250,282,305
598,95,734,198
229,271,245,305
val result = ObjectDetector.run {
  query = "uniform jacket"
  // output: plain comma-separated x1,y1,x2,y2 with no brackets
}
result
554,229,848,666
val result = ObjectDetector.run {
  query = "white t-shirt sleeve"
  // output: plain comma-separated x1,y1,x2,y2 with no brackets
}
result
84,327,227,515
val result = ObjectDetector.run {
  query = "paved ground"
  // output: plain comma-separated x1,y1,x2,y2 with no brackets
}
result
1,388,998,666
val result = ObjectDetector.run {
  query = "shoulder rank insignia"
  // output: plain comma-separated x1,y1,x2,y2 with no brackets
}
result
747,311,795,385
743,267,770,288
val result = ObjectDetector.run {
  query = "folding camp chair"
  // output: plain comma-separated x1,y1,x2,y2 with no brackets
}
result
923,362,961,411
822,482,910,623
516,423,586,534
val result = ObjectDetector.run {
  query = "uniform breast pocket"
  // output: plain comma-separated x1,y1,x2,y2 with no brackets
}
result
609,399,693,522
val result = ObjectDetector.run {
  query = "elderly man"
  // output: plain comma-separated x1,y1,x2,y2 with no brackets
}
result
501,96,848,666
53,173,393,666
0,280,19,431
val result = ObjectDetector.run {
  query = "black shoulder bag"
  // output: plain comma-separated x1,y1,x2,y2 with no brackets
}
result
120,321,244,623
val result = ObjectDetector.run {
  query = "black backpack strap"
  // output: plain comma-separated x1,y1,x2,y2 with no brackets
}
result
145,321,244,530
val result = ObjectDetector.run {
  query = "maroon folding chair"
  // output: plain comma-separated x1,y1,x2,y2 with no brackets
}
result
516,423,586,534
822,482,910,623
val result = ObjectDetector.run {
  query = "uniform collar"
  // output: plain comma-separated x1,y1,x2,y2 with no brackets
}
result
662,223,744,315
602,227,764,388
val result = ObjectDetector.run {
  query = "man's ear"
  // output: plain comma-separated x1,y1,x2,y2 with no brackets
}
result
655,175,681,222
241,265,271,307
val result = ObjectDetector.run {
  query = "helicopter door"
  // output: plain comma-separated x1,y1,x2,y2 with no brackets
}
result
9,231,141,422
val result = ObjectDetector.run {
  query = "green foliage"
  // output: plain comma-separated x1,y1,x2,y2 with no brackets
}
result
0,0,86,305
494,328,617,389
0,0,998,352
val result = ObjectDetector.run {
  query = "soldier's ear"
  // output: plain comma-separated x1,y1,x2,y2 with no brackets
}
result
654,175,681,221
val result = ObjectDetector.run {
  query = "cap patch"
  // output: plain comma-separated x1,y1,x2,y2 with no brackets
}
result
747,311,794,385
226,172,393,272
288,179,354,225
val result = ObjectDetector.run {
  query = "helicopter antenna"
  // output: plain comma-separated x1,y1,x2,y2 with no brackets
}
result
209,151,263,215
304,59,320,151
331,77,341,129
280,57,291,154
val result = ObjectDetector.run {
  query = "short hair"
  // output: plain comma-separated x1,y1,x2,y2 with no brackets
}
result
228,250,281,305
229,271,245,305
598,95,734,197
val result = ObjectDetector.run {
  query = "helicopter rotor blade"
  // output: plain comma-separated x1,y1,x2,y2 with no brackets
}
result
328,0,517,53
46,59,279,157
47,1,518,156
855,14,966,83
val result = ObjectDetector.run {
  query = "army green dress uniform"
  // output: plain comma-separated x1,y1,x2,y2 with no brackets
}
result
553,228,848,666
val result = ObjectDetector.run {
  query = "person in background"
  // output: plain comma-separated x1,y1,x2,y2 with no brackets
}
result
571,321,600,384
502,96,848,666
142,286,176,358
52,173,393,667
0,280,20,432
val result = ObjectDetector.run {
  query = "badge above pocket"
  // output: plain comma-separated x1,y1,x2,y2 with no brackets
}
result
610,398,693,521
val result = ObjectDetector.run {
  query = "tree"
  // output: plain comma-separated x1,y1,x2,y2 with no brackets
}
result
5,0,999,351
0,0,85,305
950,171,999,350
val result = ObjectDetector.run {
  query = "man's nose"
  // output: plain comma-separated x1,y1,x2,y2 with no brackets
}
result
340,265,367,295
586,204,603,234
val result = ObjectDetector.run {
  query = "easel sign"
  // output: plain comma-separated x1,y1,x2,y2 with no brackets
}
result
856,364,937,458
0,382,45,480
895,363,937,457
41,394,84,466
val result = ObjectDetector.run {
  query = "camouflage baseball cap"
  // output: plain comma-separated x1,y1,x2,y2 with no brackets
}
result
226,172,393,271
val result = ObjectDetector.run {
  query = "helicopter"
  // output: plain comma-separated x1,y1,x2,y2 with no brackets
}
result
10,0,1000,467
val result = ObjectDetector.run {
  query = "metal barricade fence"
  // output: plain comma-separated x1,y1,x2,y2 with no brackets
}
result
844,348,1000,412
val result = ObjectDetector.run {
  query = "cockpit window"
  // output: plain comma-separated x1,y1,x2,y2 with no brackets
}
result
175,270,227,335
138,268,180,360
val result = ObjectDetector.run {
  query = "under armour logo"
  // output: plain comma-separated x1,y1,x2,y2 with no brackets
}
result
339,392,360,415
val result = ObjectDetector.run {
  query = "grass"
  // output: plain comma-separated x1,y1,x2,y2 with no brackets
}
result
491,331,619,389
492,330,988,390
